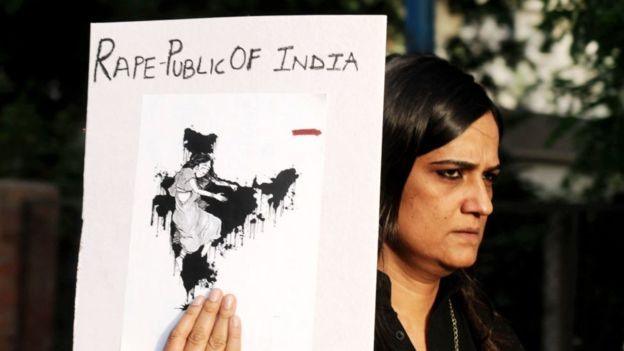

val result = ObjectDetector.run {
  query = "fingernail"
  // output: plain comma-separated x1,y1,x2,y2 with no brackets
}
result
231,315,240,328
191,295,205,306
223,295,234,309
208,288,222,302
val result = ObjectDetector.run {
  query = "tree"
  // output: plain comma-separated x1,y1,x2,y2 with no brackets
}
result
540,0,624,200
442,0,624,200
440,2,624,350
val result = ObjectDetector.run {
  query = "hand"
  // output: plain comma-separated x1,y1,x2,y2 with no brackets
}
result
214,193,227,202
230,184,238,191
164,289,241,351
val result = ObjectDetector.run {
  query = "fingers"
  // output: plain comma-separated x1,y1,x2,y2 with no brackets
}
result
164,289,240,351
163,295,206,351
206,295,237,351
183,289,224,351
225,315,242,351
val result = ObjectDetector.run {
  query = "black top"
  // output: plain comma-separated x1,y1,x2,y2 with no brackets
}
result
374,270,524,351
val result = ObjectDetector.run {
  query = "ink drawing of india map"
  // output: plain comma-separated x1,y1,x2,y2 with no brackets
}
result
122,94,326,350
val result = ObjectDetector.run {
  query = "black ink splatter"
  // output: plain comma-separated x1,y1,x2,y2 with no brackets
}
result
150,128,299,307
151,195,174,229
200,184,258,244
180,247,217,298
253,168,299,211
183,128,217,155
150,174,175,230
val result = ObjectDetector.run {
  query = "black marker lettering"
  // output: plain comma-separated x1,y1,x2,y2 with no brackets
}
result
343,52,358,71
94,38,115,82
274,46,294,71
214,59,225,74
144,57,155,79
172,60,183,77
292,55,308,70
230,46,246,70
247,48,261,70
197,56,207,75
327,53,343,71
310,55,325,70
133,56,145,79
183,59,195,79
113,57,130,78
166,39,183,76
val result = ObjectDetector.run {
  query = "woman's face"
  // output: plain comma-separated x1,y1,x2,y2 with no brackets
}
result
395,112,500,275
194,161,211,177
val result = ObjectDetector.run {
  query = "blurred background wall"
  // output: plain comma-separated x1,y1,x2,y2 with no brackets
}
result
0,0,622,350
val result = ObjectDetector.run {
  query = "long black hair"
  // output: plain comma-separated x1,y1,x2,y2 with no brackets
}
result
379,54,511,350
182,152,214,176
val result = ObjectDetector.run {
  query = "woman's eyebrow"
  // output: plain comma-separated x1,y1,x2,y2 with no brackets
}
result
429,159,501,172
486,165,502,173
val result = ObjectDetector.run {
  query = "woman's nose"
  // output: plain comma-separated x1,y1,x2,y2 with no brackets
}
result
461,178,493,217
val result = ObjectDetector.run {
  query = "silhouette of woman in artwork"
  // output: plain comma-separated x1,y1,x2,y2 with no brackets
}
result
169,152,234,274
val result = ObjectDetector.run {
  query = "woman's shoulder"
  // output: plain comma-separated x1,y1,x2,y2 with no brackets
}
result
182,167,195,176
174,167,195,181
170,167,196,191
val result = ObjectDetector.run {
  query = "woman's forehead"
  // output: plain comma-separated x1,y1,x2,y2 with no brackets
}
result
419,113,500,165
468,112,500,141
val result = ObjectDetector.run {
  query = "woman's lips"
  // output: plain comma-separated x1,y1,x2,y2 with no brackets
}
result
450,229,481,243
451,228,480,235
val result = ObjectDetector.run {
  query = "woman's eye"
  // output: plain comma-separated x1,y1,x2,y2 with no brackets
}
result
484,172,499,183
437,169,462,179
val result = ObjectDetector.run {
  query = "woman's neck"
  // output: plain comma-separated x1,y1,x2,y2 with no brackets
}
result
378,243,442,350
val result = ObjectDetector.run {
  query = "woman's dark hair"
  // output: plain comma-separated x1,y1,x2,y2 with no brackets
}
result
183,152,213,171
379,54,510,351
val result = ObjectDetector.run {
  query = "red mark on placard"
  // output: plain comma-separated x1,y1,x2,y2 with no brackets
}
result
292,129,322,136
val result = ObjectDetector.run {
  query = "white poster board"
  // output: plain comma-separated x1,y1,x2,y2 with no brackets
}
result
75,16,386,351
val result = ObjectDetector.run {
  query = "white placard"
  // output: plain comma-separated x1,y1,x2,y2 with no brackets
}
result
76,16,386,351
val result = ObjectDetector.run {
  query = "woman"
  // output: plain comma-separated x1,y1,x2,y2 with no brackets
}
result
163,54,524,351
169,153,227,274
374,54,523,350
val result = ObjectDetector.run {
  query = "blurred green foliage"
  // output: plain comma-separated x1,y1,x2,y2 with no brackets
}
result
443,1,624,350
540,0,624,199
444,0,624,200
445,0,528,91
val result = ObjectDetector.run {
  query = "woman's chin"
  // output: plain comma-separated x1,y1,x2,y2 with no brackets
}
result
442,251,478,270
